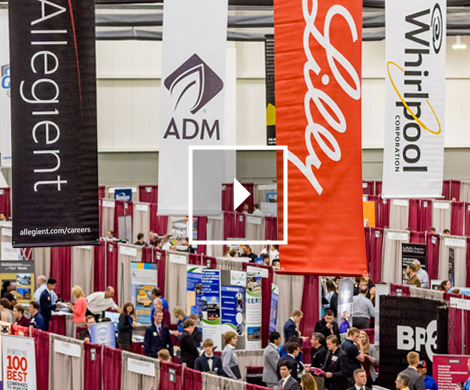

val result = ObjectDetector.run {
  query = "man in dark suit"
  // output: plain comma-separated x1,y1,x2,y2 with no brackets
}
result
39,278,57,331
314,309,340,339
283,310,303,342
400,351,425,390
278,359,301,390
194,338,225,376
278,342,301,382
310,332,327,368
346,368,372,390
179,319,200,368
322,335,350,390
144,311,174,358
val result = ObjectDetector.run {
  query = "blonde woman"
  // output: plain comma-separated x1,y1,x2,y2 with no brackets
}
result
359,330,378,386
301,373,318,390
69,285,87,324
222,331,241,379
171,306,188,337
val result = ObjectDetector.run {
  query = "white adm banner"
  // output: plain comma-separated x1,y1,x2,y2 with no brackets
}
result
383,0,446,198
158,0,228,215
0,11,11,168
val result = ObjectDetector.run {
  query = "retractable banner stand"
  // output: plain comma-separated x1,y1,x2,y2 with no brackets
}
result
158,0,228,216
0,11,11,168
273,0,366,275
383,0,446,198
9,0,99,247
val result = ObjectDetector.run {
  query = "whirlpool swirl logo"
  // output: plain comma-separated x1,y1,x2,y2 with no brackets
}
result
1,64,10,97
431,3,443,54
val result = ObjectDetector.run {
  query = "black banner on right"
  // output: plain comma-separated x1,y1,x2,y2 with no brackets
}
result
265,34,275,145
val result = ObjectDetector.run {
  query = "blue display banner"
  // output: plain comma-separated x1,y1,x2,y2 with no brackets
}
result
221,285,245,336
202,269,221,349
131,262,158,324
90,322,116,347
269,284,279,333
187,266,204,316
114,188,132,201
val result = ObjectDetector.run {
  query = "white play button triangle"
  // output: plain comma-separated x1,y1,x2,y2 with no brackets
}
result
233,178,250,211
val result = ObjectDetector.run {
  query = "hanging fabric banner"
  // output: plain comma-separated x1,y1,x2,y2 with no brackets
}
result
0,10,11,168
382,0,446,198
273,0,366,275
158,0,228,215
9,0,99,247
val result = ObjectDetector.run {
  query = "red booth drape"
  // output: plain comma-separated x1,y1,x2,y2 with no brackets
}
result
94,241,106,292
222,183,234,211
0,187,11,219
150,203,169,235
368,228,383,283
427,234,440,280
442,180,451,200
410,231,425,244
224,212,235,240
300,275,319,338
375,181,382,196
448,306,463,355
98,186,106,199
106,242,119,302
362,181,374,195
466,238,470,288
183,368,203,390
408,199,420,231
196,216,208,255
139,185,158,203
451,201,464,235
265,216,278,240
159,362,183,390
234,213,246,239
84,343,103,390
451,180,461,201
50,246,71,301
203,255,217,269
235,183,254,213
33,329,50,390
156,249,167,294
103,346,122,390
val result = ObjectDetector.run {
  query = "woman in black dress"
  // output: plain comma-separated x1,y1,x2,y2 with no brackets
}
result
118,302,135,351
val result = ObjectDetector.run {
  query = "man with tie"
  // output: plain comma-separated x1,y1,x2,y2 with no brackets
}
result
144,310,174,358
277,360,301,390
346,369,372,390
194,338,225,375
263,331,282,387
39,278,57,331
179,319,200,368
283,310,304,342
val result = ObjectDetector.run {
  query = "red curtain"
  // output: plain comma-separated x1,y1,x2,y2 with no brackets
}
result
94,241,106,292
106,242,119,303
451,180,461,201
50,246,71,301
368,228,383,283
379,197,390,228
188,253,201,265
426,234,440,280
442,180,451,200
0,187,11,219
150,203,169,235
466,238,470,287
183,368,203,390
451,201,464,235
418,200,433,232
465,294,470,355
224,212,235,240
410,231,425,244
300,275,319,339
84,343,102,390
99,199,103,237
196,216,207,255
49,314,66,335
265,216,278,240
159,362,183,390
139,185,158,203
362,181,374,195
142,246,153,263
375,181,382,196
408,199,420,231
114,200,133,239
98,186,106,199
448,306,462,354
103,346,122,390
465,203,470,235
365,228,371,271
156,249,167,294
235,183,254,213
234,213,246,239
202,255,217,269
222,183,234,211
32,329,50,390
390,284,410,297
243,263,273,347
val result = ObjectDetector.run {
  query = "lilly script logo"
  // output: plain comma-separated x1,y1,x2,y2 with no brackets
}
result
288,0,361,196
1,64,10,97
163,54,223,140
387,4,443,173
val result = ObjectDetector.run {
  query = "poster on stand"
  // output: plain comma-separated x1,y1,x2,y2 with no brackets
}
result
187,265,205,317
221,270,246,347
337,278,354,332
90,322,116,348
269,284,279,333
246,271,262,350
131,262,158,324
2,334,36,390
402,243,427,283
0,261,35,303
202,269,222,349
434,355,470,390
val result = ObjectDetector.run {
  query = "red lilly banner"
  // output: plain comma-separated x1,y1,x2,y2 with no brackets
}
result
274,0,366,275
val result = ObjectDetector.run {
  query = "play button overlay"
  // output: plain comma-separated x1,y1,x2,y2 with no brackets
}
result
233,178,251,210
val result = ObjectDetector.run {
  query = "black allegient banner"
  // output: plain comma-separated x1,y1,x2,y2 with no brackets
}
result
264,34,275,145
401,243,427,284
9,0,99,247
379,296,448,389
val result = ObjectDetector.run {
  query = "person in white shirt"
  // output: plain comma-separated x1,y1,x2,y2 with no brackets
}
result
162,234,171,250
277,360,300,390
413,260,430,289
252,204,264,216
86,286,122,317
34,275,58,304
346,368,372,390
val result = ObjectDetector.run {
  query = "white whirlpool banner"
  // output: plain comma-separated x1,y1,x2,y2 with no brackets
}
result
383,0,446,198
158,0,228,215
0,10,11,168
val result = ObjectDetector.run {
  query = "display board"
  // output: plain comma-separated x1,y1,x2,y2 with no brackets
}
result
338,278,354,331
269,284,279,333
187,265,204,317
221,270,246,349
401,243,427,283
202,269,222,349
131,262,157,324
434,355,470,390
90,322,116,348
246,271,262,350
2,335,37,390
0,261,35,303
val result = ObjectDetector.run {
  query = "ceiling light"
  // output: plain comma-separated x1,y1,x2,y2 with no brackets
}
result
452,36,467,50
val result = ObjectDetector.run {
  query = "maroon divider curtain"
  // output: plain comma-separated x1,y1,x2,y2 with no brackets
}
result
114,200,133,239
106,242,119,303
426,234,440,280
465,203,470,235
379,197,390,228
300,275,319,338
49,314,66,335
202,255,217,269
419,200,433,232
442,180,451,200
222,183,234,212
265,216,278,240
368,228,383,283
408,199,420,231
364,228,371,271
375,181,382,196
50,246,71,301
465,294,470,355
139,185,158,203
84,343,103,390
196,216,207,255
103,346,122,390
98,186,106,199
242,263,273,348
150,203,169,235
451,180,461,201
362,181,374,195
142,246,153,263
183,368,202,390
99,200,103,237
224,212,235,240
390,284,410,297
466,238,470,287
159,362,183,390
234,213,246,238
448,306,463,354
94,241,106,292
156,248,167,295
235,183,254,213
0,187,11,219
32,329,50,390
188,253,201,265
410,231,425,244
451,201,464,235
